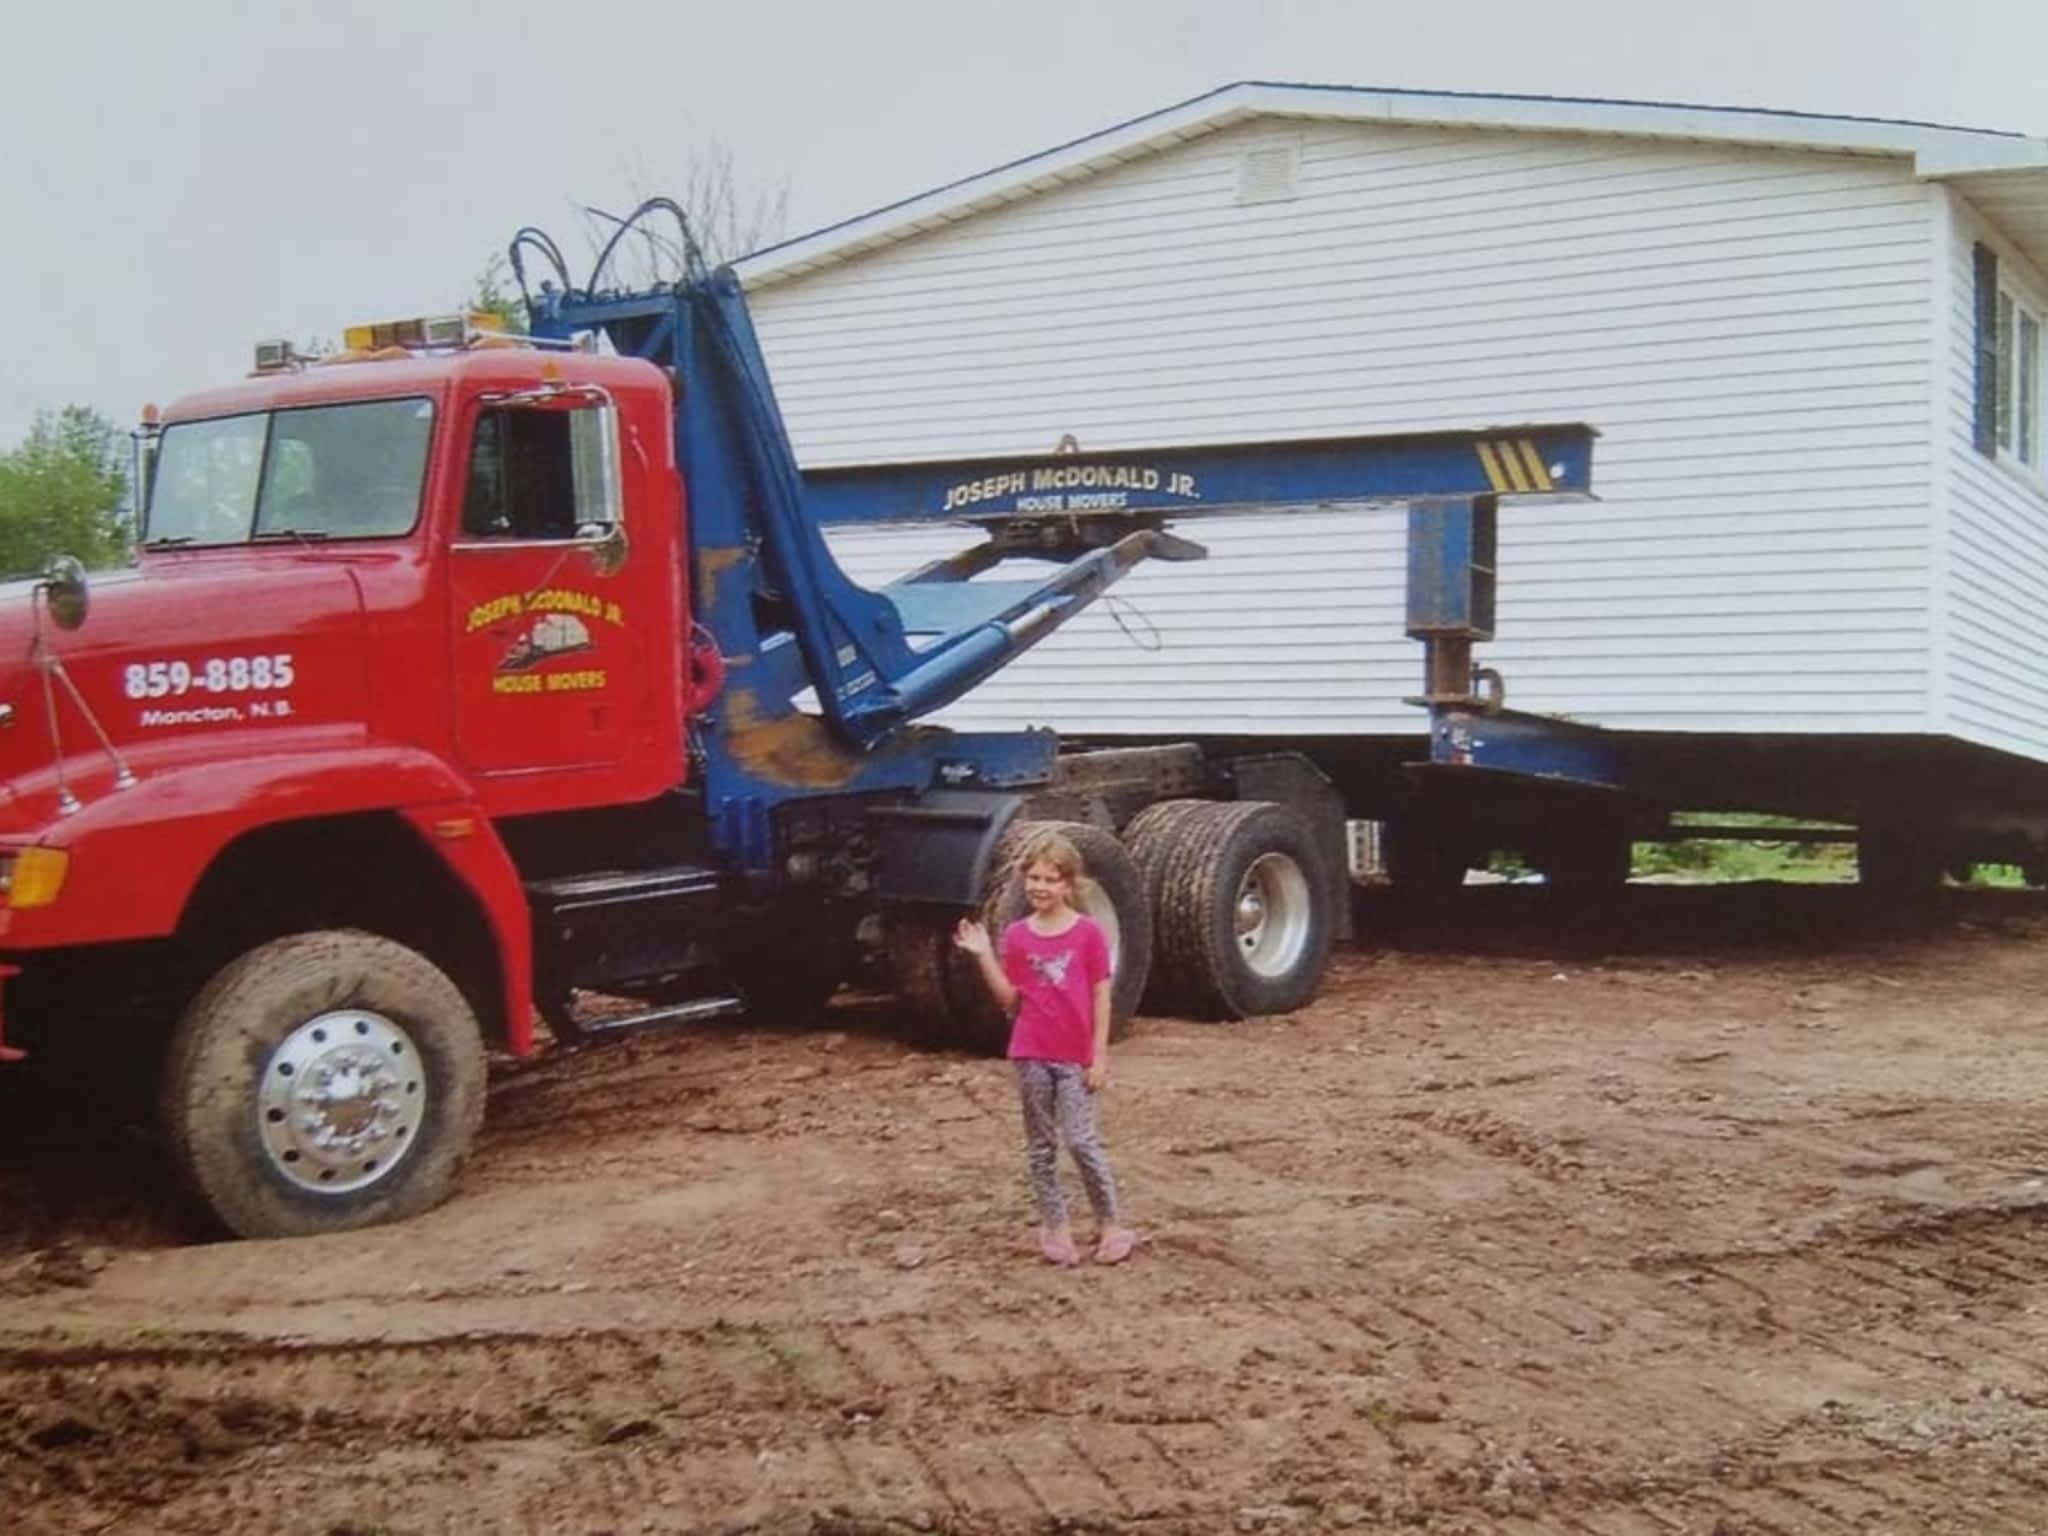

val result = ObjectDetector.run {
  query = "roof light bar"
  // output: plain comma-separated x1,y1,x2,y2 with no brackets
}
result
342,313,476,352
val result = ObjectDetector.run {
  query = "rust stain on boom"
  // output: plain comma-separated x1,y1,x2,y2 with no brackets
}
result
722,688,869,790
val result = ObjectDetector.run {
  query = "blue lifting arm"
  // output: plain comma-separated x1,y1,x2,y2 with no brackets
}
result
531,256,1206,749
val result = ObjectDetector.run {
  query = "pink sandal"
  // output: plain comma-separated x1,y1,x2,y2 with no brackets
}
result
1039,1228,1080,1266
1094,1227,1137,1265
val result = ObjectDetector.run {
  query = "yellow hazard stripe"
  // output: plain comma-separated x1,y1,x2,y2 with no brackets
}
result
1476,440,1512,494
1476,438,1556,494
1496,439,1532,492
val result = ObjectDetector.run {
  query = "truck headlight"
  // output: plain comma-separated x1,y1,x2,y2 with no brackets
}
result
0,848,69,909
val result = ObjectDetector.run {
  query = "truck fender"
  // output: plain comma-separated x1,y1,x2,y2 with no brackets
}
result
865,790,1024,907
395,801,536,1057
0,741,509,955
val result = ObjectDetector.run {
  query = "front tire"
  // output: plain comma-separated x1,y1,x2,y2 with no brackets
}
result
160,931,487,1240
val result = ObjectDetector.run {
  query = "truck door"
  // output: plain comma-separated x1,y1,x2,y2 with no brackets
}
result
448,391,648,787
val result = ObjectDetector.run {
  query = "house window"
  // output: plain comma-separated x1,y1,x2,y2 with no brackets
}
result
1981,243,2044,473
1994,290,2042,469
2020,308,2040,466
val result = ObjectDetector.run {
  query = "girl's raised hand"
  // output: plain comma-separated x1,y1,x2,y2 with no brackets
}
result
953,918,992,957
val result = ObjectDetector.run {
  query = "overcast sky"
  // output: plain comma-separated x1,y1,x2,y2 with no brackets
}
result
4,0,2044,448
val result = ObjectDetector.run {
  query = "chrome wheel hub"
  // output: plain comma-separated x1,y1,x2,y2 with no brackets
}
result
1234,852,1313,978
257,1010,425,1195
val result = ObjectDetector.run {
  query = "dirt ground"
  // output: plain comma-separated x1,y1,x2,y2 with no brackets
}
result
4,882,2048,1535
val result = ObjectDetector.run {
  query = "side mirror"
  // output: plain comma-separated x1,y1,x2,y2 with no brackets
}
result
131,426,160,537
569,399,627,573
42,556,90,631
576,520,630,577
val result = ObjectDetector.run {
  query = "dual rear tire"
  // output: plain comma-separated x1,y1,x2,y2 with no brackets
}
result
893,800,1335,1052
1127,799,1333,1020
888,820,1153,1055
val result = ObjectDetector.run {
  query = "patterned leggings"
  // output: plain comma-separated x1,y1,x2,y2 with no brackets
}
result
1013,1059,1121,1229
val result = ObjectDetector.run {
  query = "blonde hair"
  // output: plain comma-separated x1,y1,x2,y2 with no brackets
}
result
1018,829,1102,908
1020,829,1084,884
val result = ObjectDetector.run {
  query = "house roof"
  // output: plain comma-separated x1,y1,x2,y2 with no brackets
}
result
733,80,2048,289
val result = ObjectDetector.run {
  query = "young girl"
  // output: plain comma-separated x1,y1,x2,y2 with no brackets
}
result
955,831,1138,1267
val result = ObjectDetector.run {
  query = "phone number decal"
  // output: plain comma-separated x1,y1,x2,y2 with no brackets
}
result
123,654,297,700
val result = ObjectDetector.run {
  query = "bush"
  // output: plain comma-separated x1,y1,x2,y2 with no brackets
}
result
0,406,131,578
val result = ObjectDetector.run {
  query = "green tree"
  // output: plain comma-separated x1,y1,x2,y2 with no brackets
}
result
469,253,530,336
0,407,131,577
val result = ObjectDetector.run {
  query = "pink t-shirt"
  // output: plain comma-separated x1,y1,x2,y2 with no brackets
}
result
1002,914,1112,1064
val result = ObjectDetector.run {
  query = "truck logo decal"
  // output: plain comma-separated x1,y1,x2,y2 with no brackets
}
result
499,614,594,672
468,588,624,696
492,614,608,695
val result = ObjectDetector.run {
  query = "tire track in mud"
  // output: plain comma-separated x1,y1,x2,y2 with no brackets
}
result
470,1036,959,1182
9,1200,2046,1532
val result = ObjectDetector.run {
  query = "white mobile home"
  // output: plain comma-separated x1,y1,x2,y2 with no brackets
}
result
735,83,2048,881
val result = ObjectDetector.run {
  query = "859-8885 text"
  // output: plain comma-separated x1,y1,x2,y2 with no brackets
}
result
122,655,296,700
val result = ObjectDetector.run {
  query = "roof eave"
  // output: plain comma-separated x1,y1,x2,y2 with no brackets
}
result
735,81,2048,290
735,90,1262,288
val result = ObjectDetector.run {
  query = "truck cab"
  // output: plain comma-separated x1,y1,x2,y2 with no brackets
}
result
0,326,711,1236
142,343,688,814
0,336,692,956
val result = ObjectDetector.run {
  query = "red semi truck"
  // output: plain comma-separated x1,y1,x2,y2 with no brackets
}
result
0,208,1592,1238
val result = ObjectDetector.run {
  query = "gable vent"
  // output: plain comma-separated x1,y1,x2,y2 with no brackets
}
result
1236,142,1301,206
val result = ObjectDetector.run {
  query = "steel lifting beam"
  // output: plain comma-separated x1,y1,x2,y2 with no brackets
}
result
809,427,1596,742
816,428,1623,800
799,427,1595,526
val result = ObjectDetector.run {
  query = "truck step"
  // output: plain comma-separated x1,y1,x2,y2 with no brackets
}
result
571,994,747,1040
527,864,732,999
525,863,725,913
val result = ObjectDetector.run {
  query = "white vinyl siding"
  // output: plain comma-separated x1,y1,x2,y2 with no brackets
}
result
1944,200,2048,759
758,117,1937,737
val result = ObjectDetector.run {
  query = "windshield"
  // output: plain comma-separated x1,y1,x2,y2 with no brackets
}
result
145,397,434,545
